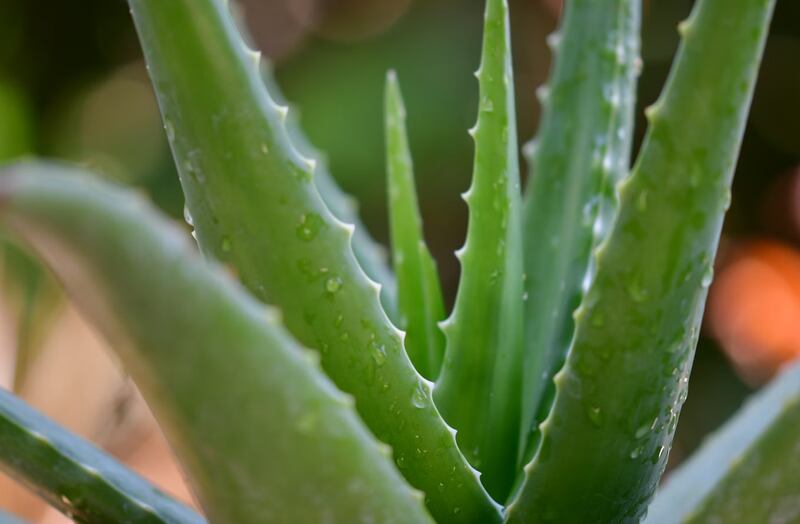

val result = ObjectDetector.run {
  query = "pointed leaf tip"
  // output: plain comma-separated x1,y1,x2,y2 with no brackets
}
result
384,71,446,380
434,0,524,502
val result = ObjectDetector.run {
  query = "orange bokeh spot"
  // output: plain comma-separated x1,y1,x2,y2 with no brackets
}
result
708,241,800,384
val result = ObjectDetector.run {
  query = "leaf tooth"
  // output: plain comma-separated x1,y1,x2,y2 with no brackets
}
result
546,31,562,51
644,101,664,123
460,185,474,206
522,139,539,162
535,85,551,104
302,157,317,172
437,316,455,334
28,429,48,443
410,488,426,504
264,304,284,326
305,347,322,366
246,48,261,69
453,243,468,263
376,441,394,459
677,18,692,38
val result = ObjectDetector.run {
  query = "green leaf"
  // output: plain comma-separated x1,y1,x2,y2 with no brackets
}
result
384,71,446,380
645,361,800,524
507,0,775,521
0,386,203,524
0,163,435,524
434,0,524,502
260,65,400,323
519,0,640,462
126,1,500,519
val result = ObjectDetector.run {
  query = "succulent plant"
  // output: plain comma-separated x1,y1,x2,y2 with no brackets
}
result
0,0,792,522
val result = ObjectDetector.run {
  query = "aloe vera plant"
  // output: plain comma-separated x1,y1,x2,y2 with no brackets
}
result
0,0,789,522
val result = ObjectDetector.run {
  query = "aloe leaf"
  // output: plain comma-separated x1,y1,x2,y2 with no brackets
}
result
0,386,203,524
507,0,775,521
433,0,524,502
384,71,446,380
0,163,435,524
645,361,800,524
519,0,640,461
260,65,400,323
125,2,500,520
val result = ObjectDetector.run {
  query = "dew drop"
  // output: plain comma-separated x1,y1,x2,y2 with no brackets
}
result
585,405,603,427
220,236,232,253
296,412,316,434
260,143,269,155
369,339,387,366
411,383,428,409
325,276,343,294
634,420,653,439
626,276,648,303
164,121,175,141
480,96,494,113
296,213,323,241
636,190,648,212
701,264,714,287
183,206,194,226
721,189,732,211
651,445,665,464
630,446,643,460
582,197,599,226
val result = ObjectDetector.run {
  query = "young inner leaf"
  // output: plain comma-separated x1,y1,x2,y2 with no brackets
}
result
519,0,641,464
384,71,447,380
434,0,524,503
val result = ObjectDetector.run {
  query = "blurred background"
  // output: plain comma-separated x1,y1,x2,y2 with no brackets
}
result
0,0,798,520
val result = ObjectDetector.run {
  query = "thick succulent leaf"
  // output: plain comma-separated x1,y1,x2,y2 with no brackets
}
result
384,71,446,380
0,386,203,524
260,65,400,323
519,0,640,462
126,1,499,520
507,0,775,521
645,361,800,524
434,0,524,502
0,163,434,524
